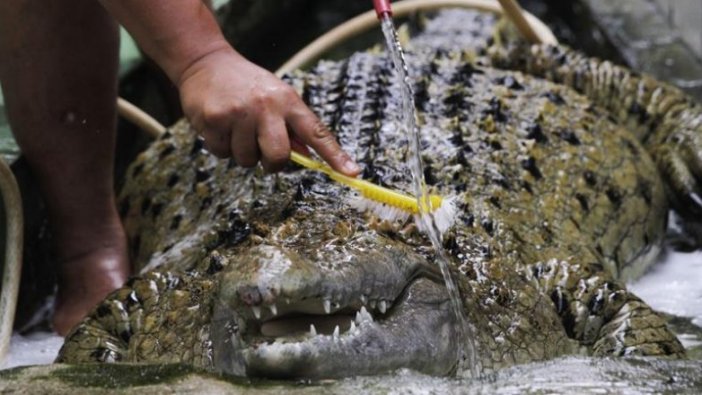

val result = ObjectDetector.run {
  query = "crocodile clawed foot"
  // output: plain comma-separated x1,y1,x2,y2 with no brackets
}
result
593,299,685,357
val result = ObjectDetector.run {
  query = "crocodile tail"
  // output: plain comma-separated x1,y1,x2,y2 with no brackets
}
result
490,43,702,221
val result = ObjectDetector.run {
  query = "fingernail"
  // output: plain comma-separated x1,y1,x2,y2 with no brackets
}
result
343,159,361,175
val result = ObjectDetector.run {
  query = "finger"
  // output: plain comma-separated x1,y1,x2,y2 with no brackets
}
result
290,138,310,156
200,127,232,158
257,114,291,173
193,105,234,158
287,106,360,176
230,116,260,167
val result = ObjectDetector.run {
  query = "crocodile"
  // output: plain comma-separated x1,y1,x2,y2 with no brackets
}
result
56,11,700,379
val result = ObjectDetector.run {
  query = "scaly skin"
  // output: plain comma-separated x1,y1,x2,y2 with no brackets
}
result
490,43,702,219
58,14,688,377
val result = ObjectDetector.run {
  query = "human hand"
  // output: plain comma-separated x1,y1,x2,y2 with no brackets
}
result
177,47,360,175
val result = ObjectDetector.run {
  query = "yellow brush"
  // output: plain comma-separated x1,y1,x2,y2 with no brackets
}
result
290,151,457,232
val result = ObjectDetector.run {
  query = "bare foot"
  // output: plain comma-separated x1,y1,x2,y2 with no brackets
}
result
52,222,130,336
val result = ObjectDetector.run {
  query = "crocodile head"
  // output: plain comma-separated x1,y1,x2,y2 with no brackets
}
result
208,181,459,378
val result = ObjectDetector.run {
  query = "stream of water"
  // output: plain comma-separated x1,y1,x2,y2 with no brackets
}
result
379,16,481,377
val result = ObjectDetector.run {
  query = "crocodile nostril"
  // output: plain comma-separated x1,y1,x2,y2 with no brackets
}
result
238,285,263,306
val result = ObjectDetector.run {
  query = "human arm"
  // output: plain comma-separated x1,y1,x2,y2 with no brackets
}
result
98,0,360,175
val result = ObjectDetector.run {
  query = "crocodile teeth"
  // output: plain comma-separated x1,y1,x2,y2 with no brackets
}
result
269,304,277,316
323,299,331,314
355,306,373,324
333,325,340,341
310,324,317,336
360,295,368,305
252,306,261,319
370,300,377,309
379,300,387,314
350,320,356,333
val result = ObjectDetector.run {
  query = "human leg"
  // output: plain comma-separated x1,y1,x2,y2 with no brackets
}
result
0,0,129,335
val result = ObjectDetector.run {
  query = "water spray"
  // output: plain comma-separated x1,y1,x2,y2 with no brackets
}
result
371,0,481,378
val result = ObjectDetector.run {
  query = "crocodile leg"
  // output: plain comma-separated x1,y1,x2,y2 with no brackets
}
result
526,257,684,357
57,271,216,368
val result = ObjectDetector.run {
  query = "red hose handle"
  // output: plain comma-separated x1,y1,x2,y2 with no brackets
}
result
373,0,393,18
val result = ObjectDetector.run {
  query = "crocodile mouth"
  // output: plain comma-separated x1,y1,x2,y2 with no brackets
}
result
258,305,376,339
212,277,459,379
244,293,390,343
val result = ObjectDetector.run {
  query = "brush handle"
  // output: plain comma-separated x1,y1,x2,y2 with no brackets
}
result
290,151,442,214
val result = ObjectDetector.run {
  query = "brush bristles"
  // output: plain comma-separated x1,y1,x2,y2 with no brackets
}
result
414,195,459,235
349,194,412,223
348,194,458,235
